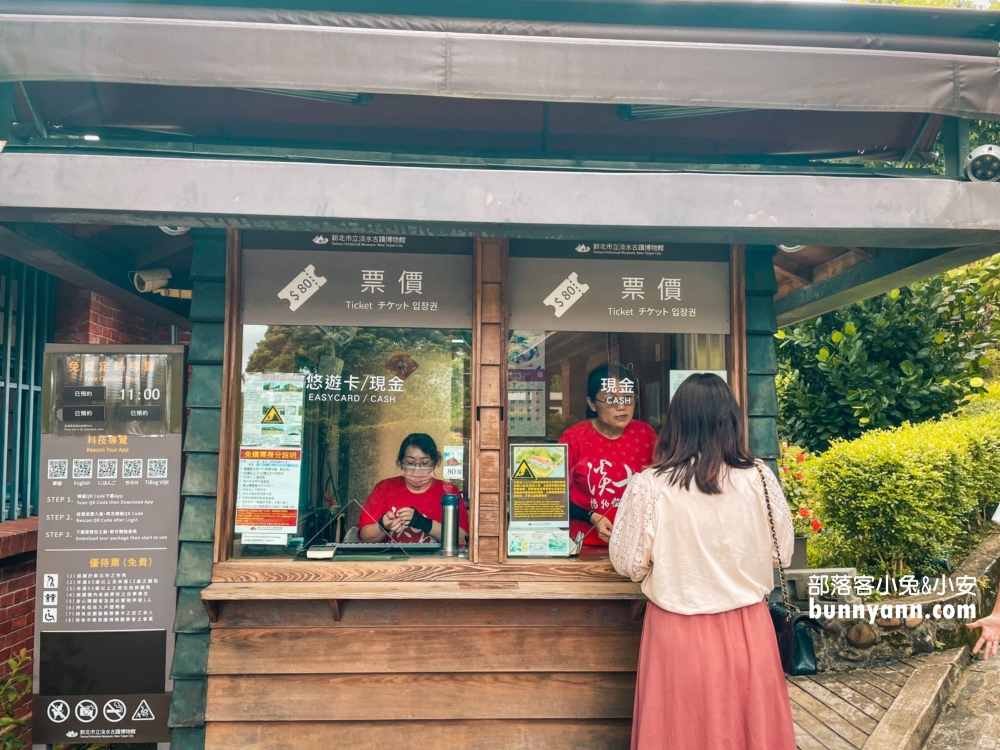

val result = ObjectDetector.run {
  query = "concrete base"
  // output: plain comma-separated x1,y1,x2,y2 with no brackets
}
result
862,648,969,750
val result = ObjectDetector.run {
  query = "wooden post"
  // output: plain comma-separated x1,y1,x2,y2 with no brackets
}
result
471,238,509,563
729,244,749,437
214,229,242,564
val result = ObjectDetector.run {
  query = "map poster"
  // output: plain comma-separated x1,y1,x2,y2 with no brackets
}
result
240,373,304,447
508,444,570,557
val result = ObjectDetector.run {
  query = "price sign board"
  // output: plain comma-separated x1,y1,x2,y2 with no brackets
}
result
32,345,184,744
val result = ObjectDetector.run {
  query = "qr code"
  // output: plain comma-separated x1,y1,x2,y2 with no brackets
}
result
97,459,118,479
122,459,143,479
147,459,168,479
72,459,93,479
47,460,68,479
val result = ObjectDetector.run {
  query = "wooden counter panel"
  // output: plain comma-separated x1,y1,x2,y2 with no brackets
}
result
206,672,636,721
210,559,628,584
208,626,640,674
213,598,640,628
206,719,632,750
203,581,643,603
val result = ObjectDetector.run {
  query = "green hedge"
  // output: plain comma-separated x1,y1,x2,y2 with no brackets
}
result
812,391,1000,576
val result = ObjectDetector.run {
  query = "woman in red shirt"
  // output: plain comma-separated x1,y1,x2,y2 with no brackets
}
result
358,433,469,544
561,364,657,546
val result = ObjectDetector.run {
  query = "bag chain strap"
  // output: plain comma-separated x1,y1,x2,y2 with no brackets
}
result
755,462,797,619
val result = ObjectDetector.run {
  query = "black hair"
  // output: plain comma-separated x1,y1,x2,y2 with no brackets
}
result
396,433,441,466
651,373,753,495
585,363,635,418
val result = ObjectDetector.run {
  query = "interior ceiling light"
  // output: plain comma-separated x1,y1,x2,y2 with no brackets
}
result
778,245,806,253
82,134,100,141
240,89,373,106
618,104,750,121
965,144,1000,182
159,226,191,236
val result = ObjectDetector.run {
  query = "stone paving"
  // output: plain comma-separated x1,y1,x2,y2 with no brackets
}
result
925,656,1000,750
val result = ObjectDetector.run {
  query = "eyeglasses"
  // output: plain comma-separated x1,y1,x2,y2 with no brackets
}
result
594,396,635,407
400,462,435,472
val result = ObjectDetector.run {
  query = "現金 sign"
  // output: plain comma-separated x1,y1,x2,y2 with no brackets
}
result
241,234,473,328
33,345,184,745
508,444,570,557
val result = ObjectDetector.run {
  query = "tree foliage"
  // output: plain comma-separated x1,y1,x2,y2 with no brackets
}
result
777,259,1000,452
808,393,1000,577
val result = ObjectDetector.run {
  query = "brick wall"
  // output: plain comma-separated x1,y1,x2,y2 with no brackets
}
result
0,518,38,745
54,280,191,346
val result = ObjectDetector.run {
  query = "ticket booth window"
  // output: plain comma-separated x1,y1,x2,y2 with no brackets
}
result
506,241,731,558
232,234,473,558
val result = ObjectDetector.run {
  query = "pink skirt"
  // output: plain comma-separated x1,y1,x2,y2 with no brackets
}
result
632,600,797,750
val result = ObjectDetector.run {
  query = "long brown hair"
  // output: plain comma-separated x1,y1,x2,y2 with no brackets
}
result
651,373,753,494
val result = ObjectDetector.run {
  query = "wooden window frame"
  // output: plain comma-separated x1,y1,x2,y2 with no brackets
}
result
213,233,747,580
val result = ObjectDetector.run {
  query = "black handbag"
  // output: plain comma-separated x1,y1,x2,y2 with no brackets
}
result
755,463,824,676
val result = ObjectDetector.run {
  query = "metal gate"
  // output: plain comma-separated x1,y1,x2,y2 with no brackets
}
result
0,257,56,521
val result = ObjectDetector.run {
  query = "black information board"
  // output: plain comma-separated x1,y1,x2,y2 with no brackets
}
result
32,345,184,745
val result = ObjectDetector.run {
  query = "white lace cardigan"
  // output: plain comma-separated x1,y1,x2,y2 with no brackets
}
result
609,460,796,615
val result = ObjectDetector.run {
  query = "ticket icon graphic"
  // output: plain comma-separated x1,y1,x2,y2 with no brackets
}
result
278,265,327,311
543,272,590,318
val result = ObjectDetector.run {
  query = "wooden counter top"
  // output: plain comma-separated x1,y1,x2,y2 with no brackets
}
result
202,579,644,601
211,549,627,584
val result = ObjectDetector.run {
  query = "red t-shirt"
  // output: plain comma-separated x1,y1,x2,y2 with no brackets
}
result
560,419,657,546
359,477,469,544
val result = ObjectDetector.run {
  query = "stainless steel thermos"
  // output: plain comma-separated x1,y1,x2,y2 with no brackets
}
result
440,493,460,556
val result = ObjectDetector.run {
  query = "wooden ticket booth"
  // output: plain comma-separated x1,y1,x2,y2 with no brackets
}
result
198,231,751,749
5,3,1000,749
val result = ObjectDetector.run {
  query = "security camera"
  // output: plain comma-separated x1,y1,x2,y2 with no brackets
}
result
130,268,172,293
966,145,1000,182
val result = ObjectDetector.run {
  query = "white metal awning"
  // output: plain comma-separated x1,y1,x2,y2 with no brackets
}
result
2,6,1000,117
1,152,999,247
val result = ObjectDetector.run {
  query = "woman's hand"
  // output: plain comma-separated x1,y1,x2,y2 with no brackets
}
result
590,513,614,542
967,614,1000,660
381,510,409,536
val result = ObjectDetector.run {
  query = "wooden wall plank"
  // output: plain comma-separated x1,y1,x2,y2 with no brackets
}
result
206,720,632,750
729,244,748,434
478,493,500,536
478,407,502,450
482,283,502,323
479,536,501,564
481,241,503,283
206,672,636,721
471,238,509,564
481,323,503,365
207,626,640,674
212,599,640,629
480,365,501,406
478,451,500,493
214,228,241,563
